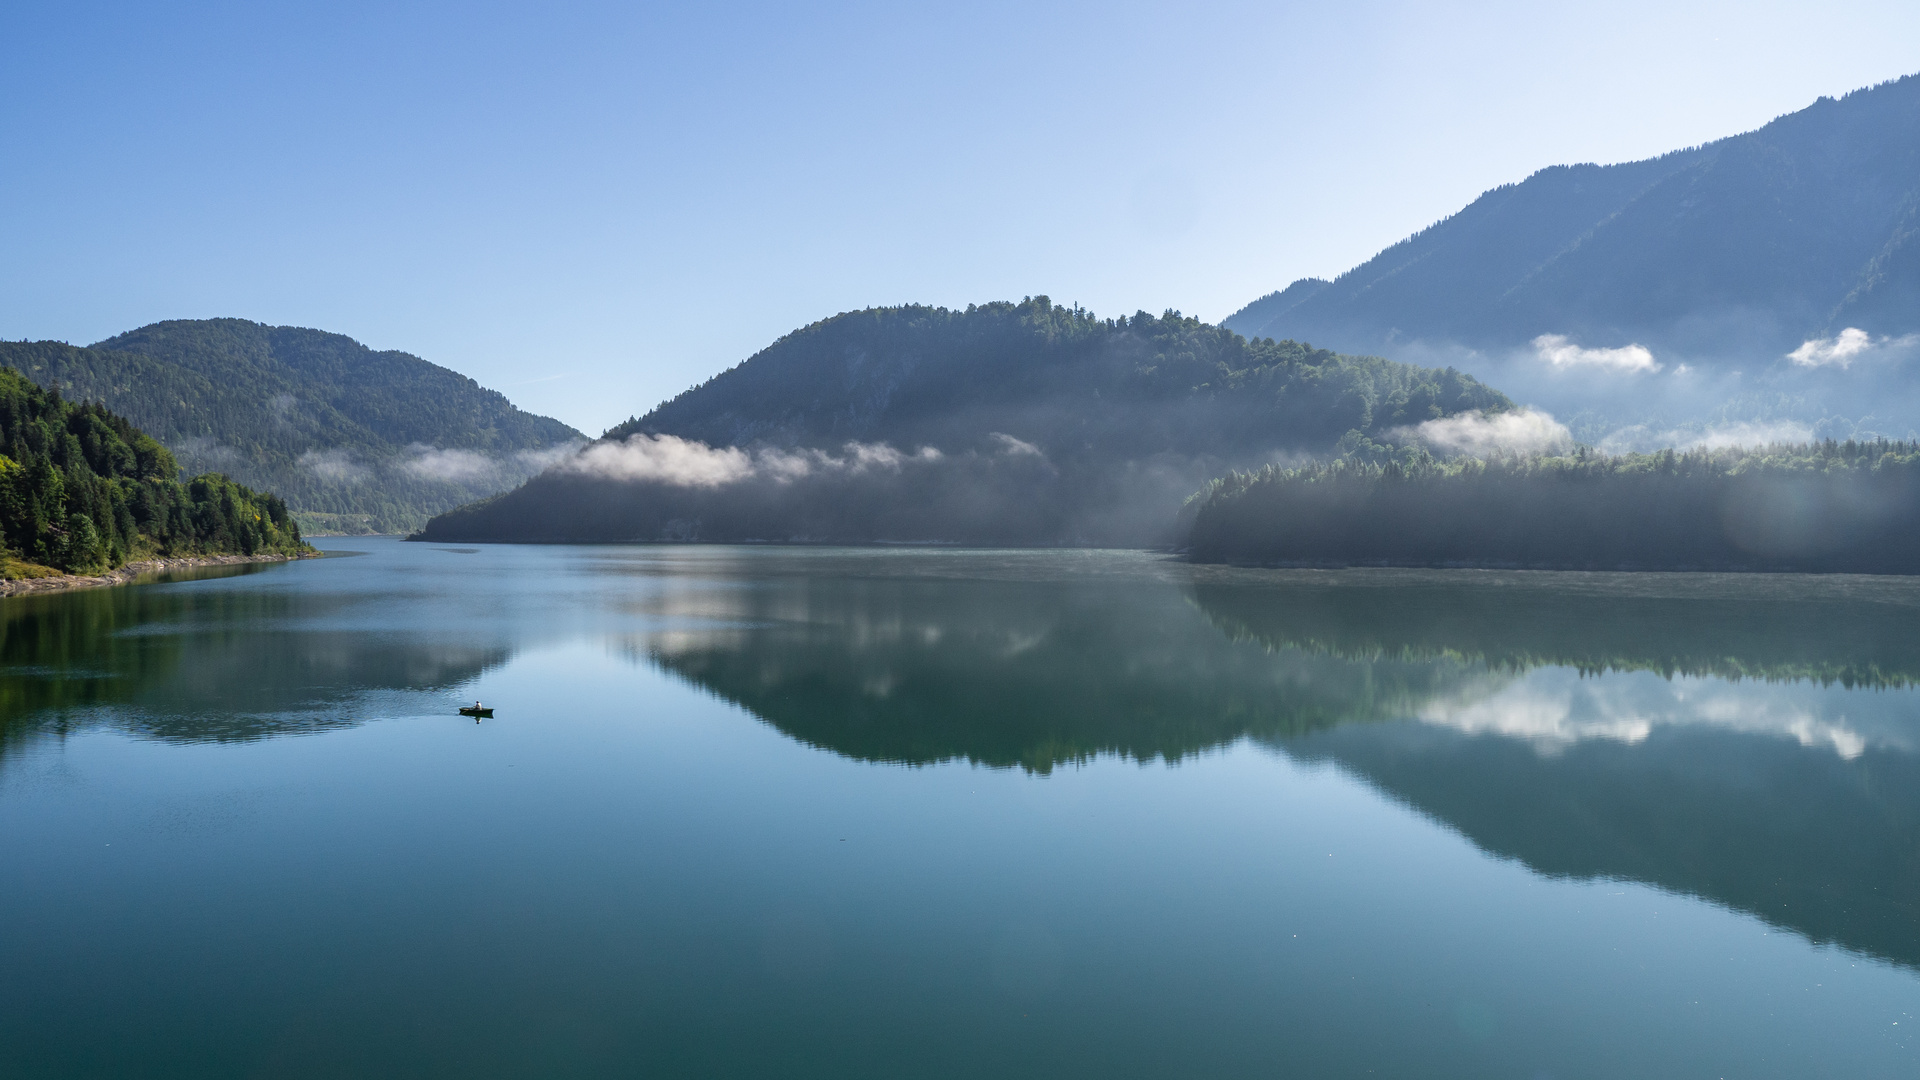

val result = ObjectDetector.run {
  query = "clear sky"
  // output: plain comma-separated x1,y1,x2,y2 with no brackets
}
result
3,0,1917,436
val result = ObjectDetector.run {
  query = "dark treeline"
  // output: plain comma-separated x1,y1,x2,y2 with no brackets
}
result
419,297,1508,544
1189,439,1920,572
0,367,309,576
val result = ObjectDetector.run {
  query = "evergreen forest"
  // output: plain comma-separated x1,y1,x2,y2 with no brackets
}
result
418,298,1508,545
1188,439,1920,572
0,367,309,577
617,297,1506,456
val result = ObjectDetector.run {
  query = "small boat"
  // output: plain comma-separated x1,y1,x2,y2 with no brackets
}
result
459,701,494,720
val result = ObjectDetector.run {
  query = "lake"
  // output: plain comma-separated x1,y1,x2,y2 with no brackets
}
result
2,538,1917,1078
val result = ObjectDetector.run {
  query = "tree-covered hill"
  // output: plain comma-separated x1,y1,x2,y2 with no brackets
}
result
0,367,308,577
1226,73,1920,365
418,297,1509,545
611,298,1502,455
0,320,583,534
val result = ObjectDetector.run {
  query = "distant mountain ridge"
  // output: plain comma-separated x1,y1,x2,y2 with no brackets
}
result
0,319,581,533
1227,73,1920,365
418,298,1509,545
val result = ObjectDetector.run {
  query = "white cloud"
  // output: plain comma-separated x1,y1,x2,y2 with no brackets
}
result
1418,683,1653,749
1532,333,1662,373
1787,327,1899,368
400,445,496,483
844,442,908,469
172,436,242,470
562,434,756,486
556,434,941,487
754,447,817,482
396,441,589,484
1416,667,1906,760
1683,421,1816,450
1597,420,1815,455
513,440,588,471
297,447,369,483
988,432,1044,457
1396,408,1573,458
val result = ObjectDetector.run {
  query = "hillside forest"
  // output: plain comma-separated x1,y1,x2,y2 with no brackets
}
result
415,298,1509,545
1188,438,1920,572
0,320,582,534
0,368,309,577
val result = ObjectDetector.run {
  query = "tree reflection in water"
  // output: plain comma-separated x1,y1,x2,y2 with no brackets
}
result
624,562,1920,972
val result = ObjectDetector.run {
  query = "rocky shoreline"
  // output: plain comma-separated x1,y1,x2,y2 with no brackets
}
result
0,551,321,599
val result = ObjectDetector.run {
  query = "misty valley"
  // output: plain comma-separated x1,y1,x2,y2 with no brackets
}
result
5,49,1920,1080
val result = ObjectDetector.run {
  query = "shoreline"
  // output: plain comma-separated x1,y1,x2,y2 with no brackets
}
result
0,551,321,599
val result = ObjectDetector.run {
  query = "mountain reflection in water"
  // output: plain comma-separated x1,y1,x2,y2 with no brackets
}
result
625,563,1920,972
6,547,1916,981
0,560,508,750
628,574,1491,771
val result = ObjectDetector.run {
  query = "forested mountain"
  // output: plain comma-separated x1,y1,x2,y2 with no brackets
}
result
0,320,582,533
417,297,1508,545
0,368,307,576
609,298,1499,452
1226,73,1920,367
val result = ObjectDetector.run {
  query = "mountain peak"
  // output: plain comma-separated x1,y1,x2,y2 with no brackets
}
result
1225,72,1920,365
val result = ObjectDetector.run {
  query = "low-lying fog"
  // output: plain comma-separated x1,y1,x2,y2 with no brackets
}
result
1391,326,1920,452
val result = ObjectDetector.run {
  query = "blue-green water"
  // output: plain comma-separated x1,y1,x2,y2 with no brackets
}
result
2,539,1917,1078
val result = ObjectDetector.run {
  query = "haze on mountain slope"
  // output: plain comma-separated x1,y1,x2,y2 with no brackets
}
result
415,297,1508,545
1226,72,1920,449
0,319,583,533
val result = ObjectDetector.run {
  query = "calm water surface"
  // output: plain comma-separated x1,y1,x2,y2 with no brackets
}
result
2,539,1917,1078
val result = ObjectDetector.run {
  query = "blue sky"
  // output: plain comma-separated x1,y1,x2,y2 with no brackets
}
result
3,0,1917,435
